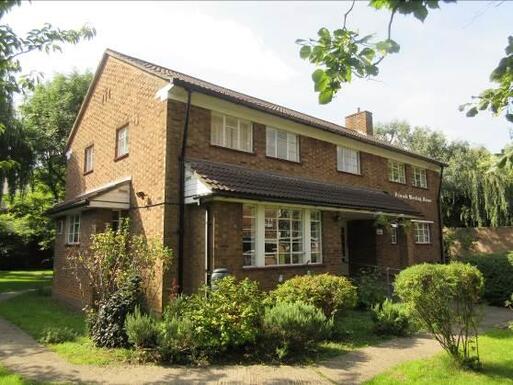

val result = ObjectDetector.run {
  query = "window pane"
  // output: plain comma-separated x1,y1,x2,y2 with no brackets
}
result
242,205,256,266
211,114,223,146
338,147,360,174
266,127,276,157
276,130,288,159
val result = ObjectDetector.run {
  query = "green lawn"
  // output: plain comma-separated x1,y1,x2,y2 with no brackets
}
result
0,291,132,365
0,365,67,385
364,329,513,385
0,271,53,293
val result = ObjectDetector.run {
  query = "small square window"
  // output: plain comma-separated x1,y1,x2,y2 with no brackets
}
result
412,167,428,188
84,145,94,173
414,222,431,244
388,160,406,184
337,146,360,174
116,126,129,159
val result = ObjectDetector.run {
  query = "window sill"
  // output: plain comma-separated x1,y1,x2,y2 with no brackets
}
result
114,153,129,162
65,243,80,247
412,184,429,190
415,242,432,246
83,169,93,176
242,263,324,270
210,143,256,155
337,169,362,177
265,155,301,165
388,179,406,185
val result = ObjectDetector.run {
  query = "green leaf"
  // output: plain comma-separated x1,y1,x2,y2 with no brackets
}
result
318,27,330,40
360,47,375,61
466,107,478,117
318,89,333,104
314,75,330,92
413,6,429,22
299,45,312,59
312,69,326,83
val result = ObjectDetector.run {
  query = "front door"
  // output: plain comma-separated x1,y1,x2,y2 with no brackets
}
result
340,220,349,275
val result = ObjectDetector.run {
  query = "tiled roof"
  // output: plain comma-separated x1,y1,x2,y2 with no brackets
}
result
188,159,420,216
105,49,445,167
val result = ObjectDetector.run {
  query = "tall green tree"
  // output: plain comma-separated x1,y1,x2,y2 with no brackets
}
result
21,71,92,200
0,0,95,203
375,120,513,227
297,1,512,127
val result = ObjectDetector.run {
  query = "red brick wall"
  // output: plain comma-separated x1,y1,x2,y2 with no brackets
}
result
54,56,169,311
165,100,442,289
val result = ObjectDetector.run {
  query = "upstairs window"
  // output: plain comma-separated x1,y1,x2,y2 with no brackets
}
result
211,112,253,152
266,127,299,162
388,160,406,184
337,146,360,174
414,222,431,244
412,167,428,188
67,215,80,244
84,145,94,173
116,126,129,159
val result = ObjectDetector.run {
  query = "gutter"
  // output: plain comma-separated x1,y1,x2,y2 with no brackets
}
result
177,89,192,292
437,166,445,263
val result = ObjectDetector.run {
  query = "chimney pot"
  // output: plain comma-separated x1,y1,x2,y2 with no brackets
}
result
345,110,373,136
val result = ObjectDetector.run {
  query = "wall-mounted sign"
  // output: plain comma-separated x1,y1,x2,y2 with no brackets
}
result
394,192,432,203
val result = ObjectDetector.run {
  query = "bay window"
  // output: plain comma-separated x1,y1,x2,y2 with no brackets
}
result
266,127,299,162
242,204,322,267
211,112,253,152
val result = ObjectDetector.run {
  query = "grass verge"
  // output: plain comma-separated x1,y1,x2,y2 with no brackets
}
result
0,364,69,385
0,291,132,365
364,328,513,385
0,271,53,293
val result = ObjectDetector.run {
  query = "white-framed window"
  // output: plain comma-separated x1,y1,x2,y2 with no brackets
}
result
56,220,64,235
116,125,129,158
67,215,80,244
337,146,360,174
242,204,322,267
388,160,406,184
310,210,322,263
266,127,299,162
211,112,253,152
412,167,428,188
111,210,125,232
414,222,431,244
242,205,256,267
391,224,398,245
84,145,94,173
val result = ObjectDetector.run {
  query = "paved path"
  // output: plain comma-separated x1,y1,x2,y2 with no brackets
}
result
0,293,511,385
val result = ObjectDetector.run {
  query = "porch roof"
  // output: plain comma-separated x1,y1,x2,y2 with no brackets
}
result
187,159,421,217
46,178,131,216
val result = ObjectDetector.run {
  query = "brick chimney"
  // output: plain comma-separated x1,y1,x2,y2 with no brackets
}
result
345,109,373,136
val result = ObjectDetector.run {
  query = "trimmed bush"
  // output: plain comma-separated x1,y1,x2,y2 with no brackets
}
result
40,327,77,344
180,277,265,357
125,306,160,349
271,273,357,317
371,299,411,336
395,262,484,369
354,268,388,309
263,301,332,358
461,252,513,306
89,275,142,348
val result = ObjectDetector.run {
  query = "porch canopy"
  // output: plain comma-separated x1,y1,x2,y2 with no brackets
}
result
47,178,131,217
185,159,420,218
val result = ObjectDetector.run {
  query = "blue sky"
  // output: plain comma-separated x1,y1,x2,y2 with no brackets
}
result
7,1,512,152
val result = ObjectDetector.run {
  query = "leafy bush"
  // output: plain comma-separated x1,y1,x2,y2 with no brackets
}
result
461,252,513,306
371,298,411,336
40,327,77,344
271,273,357,317
180,277,265,357
158,313,196,363
89,275,142,348
395,262,484,369
263,301,332,358
354,268,388,309
125,306,159,349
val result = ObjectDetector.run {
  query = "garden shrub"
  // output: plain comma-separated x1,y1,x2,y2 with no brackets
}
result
354,267,388,309
461,252,513,306
89,275,142,348
179,277,265,357
158,313,197,363
263,301,332,358
271,273,357,317
40,327,77,344
371,298,412,336
395,262,484,369
125,306,159,349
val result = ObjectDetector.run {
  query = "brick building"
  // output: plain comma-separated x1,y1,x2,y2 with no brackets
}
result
48,49,445,311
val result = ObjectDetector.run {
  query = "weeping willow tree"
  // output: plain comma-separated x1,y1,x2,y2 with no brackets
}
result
376,121,513,228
